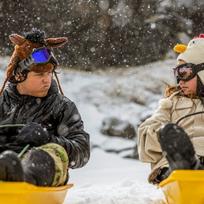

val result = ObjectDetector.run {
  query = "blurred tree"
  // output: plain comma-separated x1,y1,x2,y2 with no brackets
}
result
169,0,204,36
0,0,201,69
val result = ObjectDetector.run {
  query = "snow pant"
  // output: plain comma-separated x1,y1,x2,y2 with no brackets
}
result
22,143,69,186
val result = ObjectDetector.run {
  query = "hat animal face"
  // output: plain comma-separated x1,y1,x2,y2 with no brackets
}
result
0,30,68,95
188,37,204,49
174,34,204,65
7,32,68,78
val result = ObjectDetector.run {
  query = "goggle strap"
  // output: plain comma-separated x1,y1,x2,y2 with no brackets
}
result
18,56,34,71
195,63,204,73
49,55,59,66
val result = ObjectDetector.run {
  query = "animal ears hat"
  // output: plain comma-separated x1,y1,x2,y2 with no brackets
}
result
0,30,68,95
173,34,204,84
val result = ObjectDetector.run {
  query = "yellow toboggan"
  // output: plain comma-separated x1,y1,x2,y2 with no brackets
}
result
159,170,204,204
0,130,73,204
0,182,73,204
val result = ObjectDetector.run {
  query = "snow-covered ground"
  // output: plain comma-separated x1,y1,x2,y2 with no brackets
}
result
58,59,175,204
67,149,165,204
0,57,176,204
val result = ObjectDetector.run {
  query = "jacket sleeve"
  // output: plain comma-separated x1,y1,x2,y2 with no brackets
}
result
51,100,90,169
137,97,173,168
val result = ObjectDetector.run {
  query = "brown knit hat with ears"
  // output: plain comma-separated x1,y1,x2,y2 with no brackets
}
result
0,30,68,95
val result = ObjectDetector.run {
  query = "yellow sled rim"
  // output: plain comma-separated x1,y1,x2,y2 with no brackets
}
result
0,182,73,204
159,170,204,204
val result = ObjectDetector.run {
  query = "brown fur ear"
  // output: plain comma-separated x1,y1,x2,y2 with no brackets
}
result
45,37,68,48
9,34,26,46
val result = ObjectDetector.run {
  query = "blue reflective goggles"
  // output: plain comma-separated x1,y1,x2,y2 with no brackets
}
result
18,47,58,71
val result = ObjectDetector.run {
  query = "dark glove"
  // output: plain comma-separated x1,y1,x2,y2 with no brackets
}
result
15,122,51,146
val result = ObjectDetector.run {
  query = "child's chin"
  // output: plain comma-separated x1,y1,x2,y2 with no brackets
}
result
33,91,49,97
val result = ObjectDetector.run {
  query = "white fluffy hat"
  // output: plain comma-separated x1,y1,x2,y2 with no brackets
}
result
174,34,204,84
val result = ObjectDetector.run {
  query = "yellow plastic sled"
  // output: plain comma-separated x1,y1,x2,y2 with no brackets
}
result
159,170,204,204
0,182,73,204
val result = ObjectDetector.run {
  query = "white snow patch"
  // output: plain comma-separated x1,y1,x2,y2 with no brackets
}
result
67,149,165,204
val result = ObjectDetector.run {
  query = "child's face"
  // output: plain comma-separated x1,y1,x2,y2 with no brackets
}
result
179,76,197,95
17,68,53,97
177,60,197,96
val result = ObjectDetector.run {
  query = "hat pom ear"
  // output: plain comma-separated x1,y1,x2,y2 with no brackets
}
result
9,34,26,46
173,43,187,53
45,37,68,48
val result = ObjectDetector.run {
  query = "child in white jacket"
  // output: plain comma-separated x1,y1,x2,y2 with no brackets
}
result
138,34,204,184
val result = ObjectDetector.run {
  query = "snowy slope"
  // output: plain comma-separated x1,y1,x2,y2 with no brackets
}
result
0,57,176,204
67,149,165,204
59,59,175,204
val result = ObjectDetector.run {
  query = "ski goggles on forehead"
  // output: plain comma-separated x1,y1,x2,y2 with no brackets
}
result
173,63,204,83
18,47,59,71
